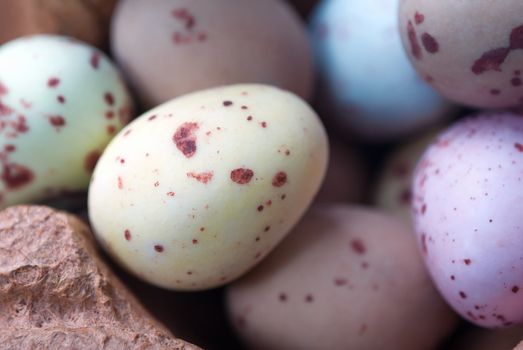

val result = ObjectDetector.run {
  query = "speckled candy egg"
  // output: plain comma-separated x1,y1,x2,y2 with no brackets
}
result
226,205,457,350
399,0,523,108
310,0,452,140
111,0,313,108
88,84,328,291
373,128,440,221
412,112,523,327
0,35,132,208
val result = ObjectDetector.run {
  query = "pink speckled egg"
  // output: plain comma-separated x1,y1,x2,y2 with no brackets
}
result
399,0,523,108
111,0,313,108
226,205,457,350
412,112,523,328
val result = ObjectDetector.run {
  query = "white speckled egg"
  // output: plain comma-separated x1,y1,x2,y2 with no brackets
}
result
374,128,440,221
0,35,133,208
88,84,328,291
412,112,523,328
399,0,523,108
226,205,457,350
310,0,452,140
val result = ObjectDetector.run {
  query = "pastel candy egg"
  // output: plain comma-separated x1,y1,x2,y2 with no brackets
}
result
412,112,523,327
310,0,452,140
373,129,440,221
0,35,133,208
399,0,523,108
226,205,457,350
88,84,328,291
111,0,313,108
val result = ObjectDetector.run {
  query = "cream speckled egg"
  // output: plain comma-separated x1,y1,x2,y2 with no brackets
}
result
399,0,523,108
226,205,457,350
0,35,133,208
88,84,328,291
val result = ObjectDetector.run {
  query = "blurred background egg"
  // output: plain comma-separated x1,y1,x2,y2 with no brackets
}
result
0,0,117,48
412,112,523,328
310,0,453,141
226,205,457,350
0,35,132,208
373,128,441,221
111,0,313,108
399,0,523,108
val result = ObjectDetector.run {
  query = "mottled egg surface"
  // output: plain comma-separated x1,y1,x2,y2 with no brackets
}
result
88,84,328,291
399,0,523,108
111,0,313,108
310,0,451,140
412,112,523,327
226,205,456,350
0,35,132,208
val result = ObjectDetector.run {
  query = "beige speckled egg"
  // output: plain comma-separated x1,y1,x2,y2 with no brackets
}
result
226,205,457,350
373,128,440,221
111,0,313,108
88,84,328,291
399,0,523,108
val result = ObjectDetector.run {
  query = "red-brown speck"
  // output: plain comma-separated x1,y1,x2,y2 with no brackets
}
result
266,200,272,206
421,33,439,53
257,205,264,212
173,122,199,158
285,150,291,156
124,129,132,137
451,275,456,281
407,21,422,60
351,239,366,255
107,125,116,135
48,115,65,129
516,143,523,152
172,8,195,30
104,92,115,106
414,11,424,25
272,171,287,187
57,95,65,104
105,111,114,119
117,176,123,189
471,48,510,75
223,100,233,107
4,144,15,152
512,286,520,293
260,121,267,128
200,227,205,232
264,225,271,232
230,168,254,184
119,158,125,164
305,294,314,303
197,32,207,42
279,293,287,302
84,151,101,173
334,278,347,286
192,239,198,244
187,171,213,184
459,291,467,299
187,271,193,275
490,89,501,96
399,188,412,204
47,78,60,88
167,191,175,197
510,24,523,49
512,77,522,87
281,194,286,200
154,244,164,253
1,162,34,189
464,259,472,265
90,52,101,69
124,229,131,241
0,82,7,95
241,105,248,110
247,116,253,121
154,181,159,187
361,261,369,269
421,204,427,215
359,324,368,336
148,114,157,121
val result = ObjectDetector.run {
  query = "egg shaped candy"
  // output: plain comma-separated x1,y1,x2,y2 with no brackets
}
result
88,84,328,291
0,35,133,208
412,112,523,327
226,205,457,350
373,128,440,221
310,0,452,140
399,0,523,108
111,0,313,108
